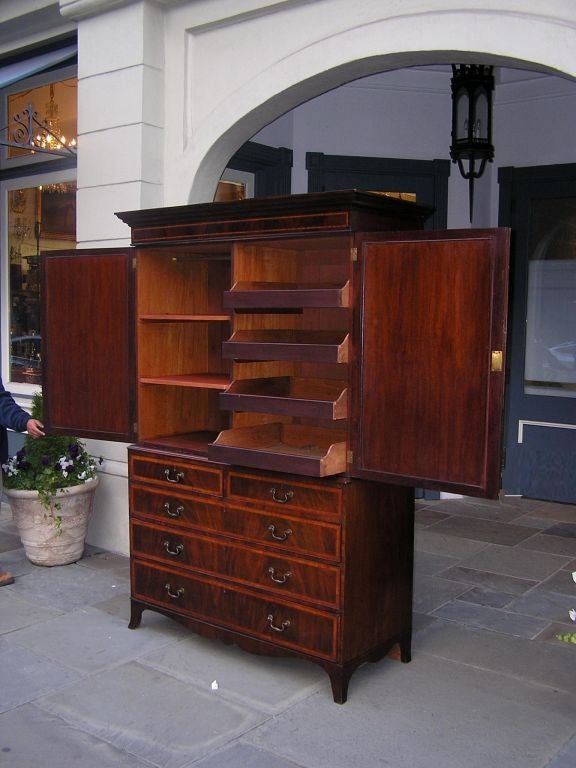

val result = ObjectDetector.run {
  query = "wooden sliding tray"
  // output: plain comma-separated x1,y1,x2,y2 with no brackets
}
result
208,422,347,477
222,330,349,363
219,377,348,420
224,281,350,309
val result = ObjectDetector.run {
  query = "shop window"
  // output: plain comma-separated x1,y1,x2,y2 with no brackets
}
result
7,181,76,385
2,64,77,390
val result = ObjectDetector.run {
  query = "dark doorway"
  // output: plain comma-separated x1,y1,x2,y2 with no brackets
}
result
306,152,450,229
499,164,576,503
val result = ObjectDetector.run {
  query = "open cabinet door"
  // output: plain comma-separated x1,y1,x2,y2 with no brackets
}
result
41,249,135,442
352,229,510,498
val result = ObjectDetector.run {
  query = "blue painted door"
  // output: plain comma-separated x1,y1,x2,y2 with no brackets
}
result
499,165,576,502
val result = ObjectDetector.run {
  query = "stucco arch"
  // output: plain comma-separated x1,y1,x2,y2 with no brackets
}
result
164,2,576,204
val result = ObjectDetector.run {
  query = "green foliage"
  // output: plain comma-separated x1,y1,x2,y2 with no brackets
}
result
2,393,101,520
555,570,576,646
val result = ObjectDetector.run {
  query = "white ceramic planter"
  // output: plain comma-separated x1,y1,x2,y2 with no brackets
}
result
4,477,99,566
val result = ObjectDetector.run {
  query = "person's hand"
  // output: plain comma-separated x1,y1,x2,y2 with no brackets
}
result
26,419,45,438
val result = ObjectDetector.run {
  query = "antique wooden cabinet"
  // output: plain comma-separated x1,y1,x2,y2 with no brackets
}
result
41,191,509,702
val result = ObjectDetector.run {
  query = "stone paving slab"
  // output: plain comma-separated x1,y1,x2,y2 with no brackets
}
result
437,564,538,595
0,531,21,551
413,618,576,694
36,661,267,768
431,599,550,638
518,533,576,558
427,515,536,546
456,585,516,608
9,561,130,612
190,743,309,768
412,574,470,614
140,633,326,714
459,544,570,581
547,735,576,768
243,653,576,768
540,568,576,596
426,500,526,523
507,589,575,623
415,530,489,559
0,705,152,768
78,550,131,579
4,605,186,674
0,589,63,633
0,548,39,577
0,645,82,713
413,550,460,576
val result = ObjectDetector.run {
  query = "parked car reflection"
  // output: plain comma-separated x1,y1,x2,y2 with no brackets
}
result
11,334,41,384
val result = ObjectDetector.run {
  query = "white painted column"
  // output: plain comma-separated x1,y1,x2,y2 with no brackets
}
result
72,0,165,247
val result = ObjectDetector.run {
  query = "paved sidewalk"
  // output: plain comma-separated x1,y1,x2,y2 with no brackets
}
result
1,495,575,768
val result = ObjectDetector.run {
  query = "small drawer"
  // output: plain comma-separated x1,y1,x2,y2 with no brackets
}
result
129,454,223,496
132,561,339,659
130,486,341,561
131,520,340,608
228,470,342,517
130,485,226,529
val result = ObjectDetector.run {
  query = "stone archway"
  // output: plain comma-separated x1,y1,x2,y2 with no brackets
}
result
158,1,576,204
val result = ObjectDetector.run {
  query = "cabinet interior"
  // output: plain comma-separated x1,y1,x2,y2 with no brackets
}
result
135,235,353,472
136,245,232,447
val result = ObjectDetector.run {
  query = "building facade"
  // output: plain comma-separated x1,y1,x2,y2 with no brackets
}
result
2,0,576,553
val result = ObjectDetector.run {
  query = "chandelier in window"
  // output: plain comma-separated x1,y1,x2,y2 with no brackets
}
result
0,82,77,158
33,84,77,153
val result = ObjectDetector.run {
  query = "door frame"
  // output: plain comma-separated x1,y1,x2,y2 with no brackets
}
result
498,162,576,501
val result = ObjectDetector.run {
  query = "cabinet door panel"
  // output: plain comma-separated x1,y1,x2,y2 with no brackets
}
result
352,229,509,497
42,249,135,441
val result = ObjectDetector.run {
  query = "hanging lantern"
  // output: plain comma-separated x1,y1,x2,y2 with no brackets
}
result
450,64,494,221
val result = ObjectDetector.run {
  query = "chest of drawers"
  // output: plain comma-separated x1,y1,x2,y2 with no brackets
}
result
42,193,507,703
128,446,414,703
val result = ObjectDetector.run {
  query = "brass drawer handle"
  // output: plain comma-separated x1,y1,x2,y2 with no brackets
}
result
267,524,293,542
164,583,184,599
269,487,294,504
163,502,184,518
163,540,184,557
267,566,292,584
266,614,291,633
164,468,184,484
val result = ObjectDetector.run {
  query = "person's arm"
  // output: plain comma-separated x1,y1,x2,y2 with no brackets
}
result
0,382,43,436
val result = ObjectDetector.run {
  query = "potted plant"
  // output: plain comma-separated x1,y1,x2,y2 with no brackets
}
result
2,393,101,566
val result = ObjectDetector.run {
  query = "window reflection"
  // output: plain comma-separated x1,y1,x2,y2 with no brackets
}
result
525,198,576,397
8,182,76,384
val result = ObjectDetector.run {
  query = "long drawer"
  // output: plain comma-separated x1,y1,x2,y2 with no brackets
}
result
130,454,224,496
228,469,342,518
131,520,340,607
132,561,339,659
130,485,341,561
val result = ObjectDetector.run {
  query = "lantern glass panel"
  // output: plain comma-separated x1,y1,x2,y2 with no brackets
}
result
473,91,489,140
455,91,468,141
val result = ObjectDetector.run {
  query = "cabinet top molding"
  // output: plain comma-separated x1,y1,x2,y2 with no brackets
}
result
116,190,433,247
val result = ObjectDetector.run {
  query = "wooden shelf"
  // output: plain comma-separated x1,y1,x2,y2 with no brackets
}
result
140,314,230,322
208,422,347,477
140,431,220,455
224,281,350,309
222,330,349,363
220,377,348,419
140,374,230,389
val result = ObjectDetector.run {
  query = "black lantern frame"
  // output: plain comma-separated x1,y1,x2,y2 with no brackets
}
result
450,64,494,221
